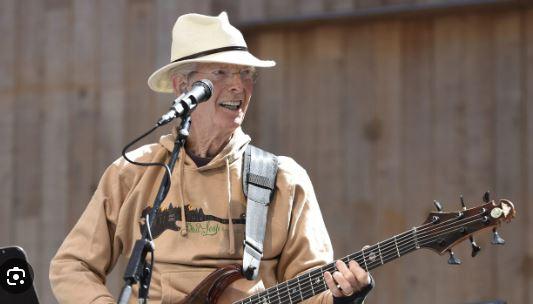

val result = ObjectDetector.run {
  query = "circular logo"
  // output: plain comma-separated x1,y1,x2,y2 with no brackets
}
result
0,258,34,294
490,208,503,219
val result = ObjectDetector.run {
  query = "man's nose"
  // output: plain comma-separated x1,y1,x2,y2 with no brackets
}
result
227,73,244,92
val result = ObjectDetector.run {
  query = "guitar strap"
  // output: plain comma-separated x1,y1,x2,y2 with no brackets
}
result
241,144,279,280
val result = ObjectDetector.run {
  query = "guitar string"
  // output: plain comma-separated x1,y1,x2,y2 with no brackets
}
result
244,206,494,303
345,211,486,266
271,216,488,304
239,212,472,303
239,214,489,304
237,214,493,304
243,211,484,304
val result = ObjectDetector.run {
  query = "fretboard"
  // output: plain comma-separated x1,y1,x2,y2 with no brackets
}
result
233,228,421,304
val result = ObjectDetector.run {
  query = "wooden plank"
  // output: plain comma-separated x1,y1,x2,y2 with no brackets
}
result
175,0,213,16
13,0,45,298
356,0,384,9
0,0,15,244
342,22,377,257
266,0,296,19
40,4,72,302
212,0,239,20
238,0,265,22
525,8,533,304
284,30,314,168
326,0,355,12
297,0,324,15
68,0,97,237
461,12,498,303
240,34,261,142
124,1,156,143
493,10,525,304
98,0,127,296
96,0,126,173
433,14,468,304
371,19,403,304
152,0,180,149
400,18,435,304
312,24,346,253
243,30,285,152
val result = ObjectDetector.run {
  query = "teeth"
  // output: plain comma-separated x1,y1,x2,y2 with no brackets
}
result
220,100,241,106
220,100,242,110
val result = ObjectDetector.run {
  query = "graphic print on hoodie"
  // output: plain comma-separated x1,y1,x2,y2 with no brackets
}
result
139,203,246,239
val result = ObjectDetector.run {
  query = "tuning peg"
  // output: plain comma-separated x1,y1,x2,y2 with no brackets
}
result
491,228,505,245
433,200,443,212
483,191,490,203
460,195,481,256
447,249,461,265
470,236,481,257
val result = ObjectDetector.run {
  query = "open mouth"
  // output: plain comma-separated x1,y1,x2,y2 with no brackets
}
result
219,100,242,111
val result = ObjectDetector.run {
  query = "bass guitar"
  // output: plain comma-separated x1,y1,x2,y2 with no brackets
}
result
179,195,516,304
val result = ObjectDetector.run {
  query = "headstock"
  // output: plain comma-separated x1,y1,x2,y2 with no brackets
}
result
419,197,515,260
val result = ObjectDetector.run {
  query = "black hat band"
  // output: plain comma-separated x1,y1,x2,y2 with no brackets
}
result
172,46,248,63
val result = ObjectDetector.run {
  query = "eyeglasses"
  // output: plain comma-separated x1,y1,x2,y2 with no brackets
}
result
192,67,258,84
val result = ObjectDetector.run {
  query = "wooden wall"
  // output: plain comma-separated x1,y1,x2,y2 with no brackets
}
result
0,1,531,303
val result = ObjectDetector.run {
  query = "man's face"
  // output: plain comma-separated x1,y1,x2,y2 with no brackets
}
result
178,63,256,135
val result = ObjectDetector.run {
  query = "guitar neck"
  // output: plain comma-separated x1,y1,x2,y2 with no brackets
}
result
234,228,421,304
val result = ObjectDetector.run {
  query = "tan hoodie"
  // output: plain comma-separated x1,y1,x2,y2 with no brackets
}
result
49,128,335,304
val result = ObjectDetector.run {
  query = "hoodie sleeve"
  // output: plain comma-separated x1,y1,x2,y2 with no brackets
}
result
49,162,128,304
275,165,369,304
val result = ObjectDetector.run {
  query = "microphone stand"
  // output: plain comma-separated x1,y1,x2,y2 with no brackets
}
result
117,115,192,304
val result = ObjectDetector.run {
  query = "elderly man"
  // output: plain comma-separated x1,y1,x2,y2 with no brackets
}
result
50,12,373,304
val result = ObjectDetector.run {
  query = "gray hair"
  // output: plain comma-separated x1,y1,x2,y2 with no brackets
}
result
169,63,198,93
169,62,198,79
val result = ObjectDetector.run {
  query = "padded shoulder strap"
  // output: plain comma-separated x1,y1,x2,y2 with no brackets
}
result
242,144,278,280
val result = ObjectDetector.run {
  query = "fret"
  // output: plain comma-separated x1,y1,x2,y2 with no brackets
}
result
299,273,312,299
365,245,382,270
263,287,272,304
361,248,369,271
287,278,299,304
272,283,280,304
296,277,304,302
287,286,293,304
308,268,325,296
393,235,401,257
308,272,315,296
377,241,384,265
250,293,260,304
279,281,290,304
412,227,420,249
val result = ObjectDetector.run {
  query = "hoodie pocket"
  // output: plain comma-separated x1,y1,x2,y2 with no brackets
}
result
161,269,212,304
160,267,266,304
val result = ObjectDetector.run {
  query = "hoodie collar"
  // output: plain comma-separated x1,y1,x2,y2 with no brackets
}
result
159,127,251,170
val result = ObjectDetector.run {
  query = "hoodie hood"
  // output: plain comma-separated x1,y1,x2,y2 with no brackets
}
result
159,127,251,171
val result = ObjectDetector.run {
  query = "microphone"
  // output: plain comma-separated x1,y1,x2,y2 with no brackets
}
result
157,79,213,126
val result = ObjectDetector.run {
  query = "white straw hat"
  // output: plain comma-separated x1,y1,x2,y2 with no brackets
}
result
147,12,276,93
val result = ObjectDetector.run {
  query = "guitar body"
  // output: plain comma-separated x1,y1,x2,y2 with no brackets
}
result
178,264,244,304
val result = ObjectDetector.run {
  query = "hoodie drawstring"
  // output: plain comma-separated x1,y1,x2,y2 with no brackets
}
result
226,158,235,255
178,151,188,236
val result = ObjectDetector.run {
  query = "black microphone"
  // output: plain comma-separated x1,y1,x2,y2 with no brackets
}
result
157,79,213,126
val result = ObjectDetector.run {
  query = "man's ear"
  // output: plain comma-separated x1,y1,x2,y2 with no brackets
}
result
171,74,188,95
